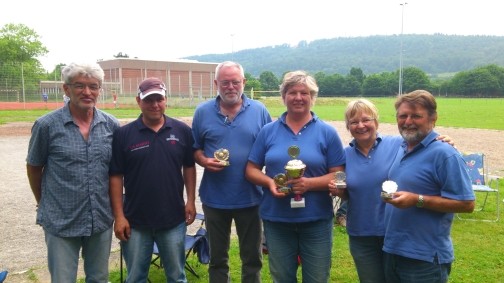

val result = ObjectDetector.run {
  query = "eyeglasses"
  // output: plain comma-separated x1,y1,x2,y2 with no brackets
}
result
286,91,310,97
349,118,376,126
67,83,101,91
219,80,242,87
396,114,424,121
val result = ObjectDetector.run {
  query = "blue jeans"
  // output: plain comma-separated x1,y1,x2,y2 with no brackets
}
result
122,222,187,283
349,235,386,283
263,218,333,283
202,205,262,283
384,252,451,283
44,227,112,283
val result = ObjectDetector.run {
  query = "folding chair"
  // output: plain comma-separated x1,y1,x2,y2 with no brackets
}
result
457,152,500,222
0,270,8,283
151,213,209,278
332,196,343,216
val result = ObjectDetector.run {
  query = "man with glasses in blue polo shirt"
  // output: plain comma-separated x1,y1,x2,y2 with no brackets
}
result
192,61,271,283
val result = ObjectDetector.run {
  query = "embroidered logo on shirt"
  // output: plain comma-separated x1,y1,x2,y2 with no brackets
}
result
129,141,150,151
166,134,179,145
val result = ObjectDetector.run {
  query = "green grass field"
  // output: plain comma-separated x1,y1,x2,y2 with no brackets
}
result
1,97,504,130
4,97,502,282
267,97,504,130
107,202,504,283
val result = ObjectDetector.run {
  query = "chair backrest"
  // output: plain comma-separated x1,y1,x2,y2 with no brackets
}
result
194,227,209,264
462,152,486,185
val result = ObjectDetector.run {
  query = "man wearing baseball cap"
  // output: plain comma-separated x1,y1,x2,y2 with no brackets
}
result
109,77,197,282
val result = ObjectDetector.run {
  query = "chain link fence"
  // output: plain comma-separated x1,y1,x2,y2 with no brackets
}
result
0,62,217,108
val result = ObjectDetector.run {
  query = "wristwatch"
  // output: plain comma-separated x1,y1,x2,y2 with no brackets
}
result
416,194,424,208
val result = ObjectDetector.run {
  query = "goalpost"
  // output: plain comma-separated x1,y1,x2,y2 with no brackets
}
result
249,88,280,99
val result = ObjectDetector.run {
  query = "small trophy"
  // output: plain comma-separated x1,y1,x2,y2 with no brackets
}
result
381,180,398,199
214,148,230,166
274,173,291,194
334,171,347,189
284,145,306,208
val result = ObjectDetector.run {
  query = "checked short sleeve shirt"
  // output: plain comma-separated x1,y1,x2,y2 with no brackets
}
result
26,105,120,237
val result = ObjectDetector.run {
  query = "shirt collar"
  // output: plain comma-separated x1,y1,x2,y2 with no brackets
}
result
279,111,319,125
62,104,102,127
213,93,249,112
349,132,383,148
400,130,438,153
135,114,170,131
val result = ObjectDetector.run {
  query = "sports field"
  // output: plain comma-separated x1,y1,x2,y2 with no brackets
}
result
0,97,503,282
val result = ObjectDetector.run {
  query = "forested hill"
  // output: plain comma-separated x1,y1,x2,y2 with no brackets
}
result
185,34,504,78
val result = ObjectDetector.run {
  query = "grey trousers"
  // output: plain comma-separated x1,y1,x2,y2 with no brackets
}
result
203,204,263,283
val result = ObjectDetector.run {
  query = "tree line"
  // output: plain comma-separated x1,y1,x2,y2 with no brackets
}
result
249,65,504,97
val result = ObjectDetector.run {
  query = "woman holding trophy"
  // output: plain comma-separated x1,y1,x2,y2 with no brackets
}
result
328,99,401,283
328,98,456,283
246,71,346,282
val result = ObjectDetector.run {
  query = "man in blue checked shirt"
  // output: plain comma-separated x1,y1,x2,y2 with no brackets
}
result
26,62,120,282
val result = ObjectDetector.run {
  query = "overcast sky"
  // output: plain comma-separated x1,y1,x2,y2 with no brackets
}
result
1,0,501,71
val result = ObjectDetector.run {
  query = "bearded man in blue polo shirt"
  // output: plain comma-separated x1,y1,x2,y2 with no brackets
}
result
109,77,197,283
192,61,272,283
383,90,475,283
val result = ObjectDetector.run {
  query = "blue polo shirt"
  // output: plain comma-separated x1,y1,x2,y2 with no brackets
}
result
345,134,403,236
248,112,346,223
192,94,272,209
384,130,474,264
109,115,195,230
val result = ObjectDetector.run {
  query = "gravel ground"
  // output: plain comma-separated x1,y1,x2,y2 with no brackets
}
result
0,120,502,282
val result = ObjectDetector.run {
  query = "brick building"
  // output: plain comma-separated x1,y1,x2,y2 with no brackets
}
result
98,58,219,99
39,58,219,105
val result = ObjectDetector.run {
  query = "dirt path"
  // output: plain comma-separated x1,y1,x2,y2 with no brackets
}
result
0,120,502,282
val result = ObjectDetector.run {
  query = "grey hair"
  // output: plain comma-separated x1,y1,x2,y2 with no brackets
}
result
61,62,105,85
215,61,245,80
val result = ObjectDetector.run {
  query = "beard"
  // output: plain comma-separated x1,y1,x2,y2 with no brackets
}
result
399,126,428,144
218,91,241,105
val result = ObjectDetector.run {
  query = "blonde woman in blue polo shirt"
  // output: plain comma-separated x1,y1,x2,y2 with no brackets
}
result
330,99,401,282
246,70,346,282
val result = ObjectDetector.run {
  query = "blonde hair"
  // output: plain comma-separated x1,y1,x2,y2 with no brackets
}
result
345,99,379,129
280,70,318,105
